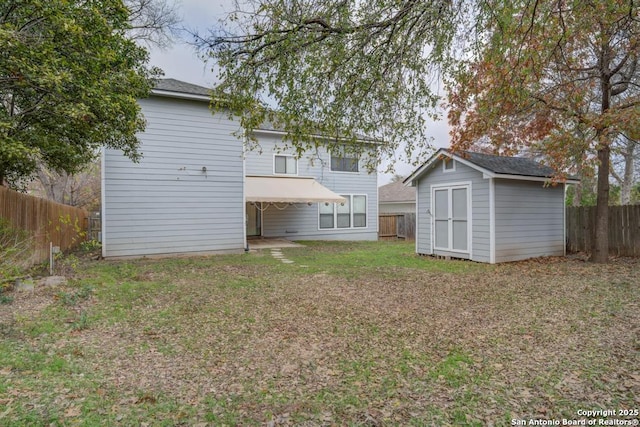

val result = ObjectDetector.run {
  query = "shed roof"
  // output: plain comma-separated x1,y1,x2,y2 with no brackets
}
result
379,180,415,203
405,148,580,184
461,151,559,178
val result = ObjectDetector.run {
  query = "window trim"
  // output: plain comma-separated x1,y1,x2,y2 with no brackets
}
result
442,158,456,173
330,147,359,173
273,154,298,175
318,194,368,230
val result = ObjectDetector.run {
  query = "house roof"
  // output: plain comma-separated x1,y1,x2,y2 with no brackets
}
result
150,78,212,102
379,180,415,203
154,78,211,97
405,148,580,184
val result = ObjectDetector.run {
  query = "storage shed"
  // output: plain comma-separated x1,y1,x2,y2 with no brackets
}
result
404,149,579,263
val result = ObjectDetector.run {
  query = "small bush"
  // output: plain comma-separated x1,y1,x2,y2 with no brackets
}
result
79,239,101,253
0,218,34,282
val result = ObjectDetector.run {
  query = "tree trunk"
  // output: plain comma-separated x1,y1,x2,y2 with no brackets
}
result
590,145,610,263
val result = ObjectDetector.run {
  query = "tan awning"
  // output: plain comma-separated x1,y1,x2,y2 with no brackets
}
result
245,176,346,204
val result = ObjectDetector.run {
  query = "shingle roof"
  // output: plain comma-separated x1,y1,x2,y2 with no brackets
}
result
153,78,211,97
379,180,415,203
405,148,580,185
458,150,558,178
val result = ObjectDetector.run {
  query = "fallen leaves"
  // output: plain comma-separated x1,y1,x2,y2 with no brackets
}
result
1,243,639,425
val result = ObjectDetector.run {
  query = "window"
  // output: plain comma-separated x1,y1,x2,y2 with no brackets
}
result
274,155,297,175
319,195,367,229
331,146,359,172
319,202,334,229
353,195,367,227
443,158,455,172
337,196,350,228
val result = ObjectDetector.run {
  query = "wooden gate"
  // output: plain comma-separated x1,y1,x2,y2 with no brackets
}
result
378,214,397,239
379,213,416,240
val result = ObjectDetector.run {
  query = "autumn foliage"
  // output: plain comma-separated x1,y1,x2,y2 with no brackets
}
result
446,0,640,262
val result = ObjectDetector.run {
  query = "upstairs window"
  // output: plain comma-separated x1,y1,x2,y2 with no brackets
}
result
331,146,359,172
274,155,297,175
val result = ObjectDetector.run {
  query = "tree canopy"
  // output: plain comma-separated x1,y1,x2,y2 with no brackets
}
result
0,0,158,188
198,0,466,171
446,0,640,262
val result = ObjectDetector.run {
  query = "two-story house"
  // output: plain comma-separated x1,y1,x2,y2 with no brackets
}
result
101,79,378,258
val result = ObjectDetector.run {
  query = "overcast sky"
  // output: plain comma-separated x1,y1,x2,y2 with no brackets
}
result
147,0,450,185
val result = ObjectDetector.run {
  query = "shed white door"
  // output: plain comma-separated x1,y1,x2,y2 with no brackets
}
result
433,185,470,253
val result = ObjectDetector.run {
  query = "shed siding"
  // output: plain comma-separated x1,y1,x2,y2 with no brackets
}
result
415,159,490,262
103,97,245,257
245,134,378,240
494,180,565,262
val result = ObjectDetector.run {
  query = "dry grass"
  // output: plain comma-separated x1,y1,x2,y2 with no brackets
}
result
0,241,638,426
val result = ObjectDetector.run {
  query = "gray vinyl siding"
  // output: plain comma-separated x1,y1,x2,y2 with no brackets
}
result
494,180,565,262
245,133,378,240
415,159,491,262
102,96,245,257
416,179,430,254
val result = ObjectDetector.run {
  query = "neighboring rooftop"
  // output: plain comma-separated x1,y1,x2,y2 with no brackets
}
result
379,180,415,203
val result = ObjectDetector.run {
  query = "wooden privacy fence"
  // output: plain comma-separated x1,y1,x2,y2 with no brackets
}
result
566,205,640,257
379,213,416,240
0,186,89,264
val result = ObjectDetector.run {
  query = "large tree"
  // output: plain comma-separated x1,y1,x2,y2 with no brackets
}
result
0,0,157,188
197,0,461,171
447,0,640,262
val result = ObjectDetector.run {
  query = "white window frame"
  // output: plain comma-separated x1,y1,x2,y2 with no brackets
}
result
442,158,456,173
318,194,368,230
273,154,298,175
330,146,359,173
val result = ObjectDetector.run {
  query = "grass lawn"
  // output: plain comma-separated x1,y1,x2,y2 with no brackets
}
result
1,240,638,426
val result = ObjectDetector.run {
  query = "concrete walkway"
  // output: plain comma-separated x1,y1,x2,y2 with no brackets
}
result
247,238,304,251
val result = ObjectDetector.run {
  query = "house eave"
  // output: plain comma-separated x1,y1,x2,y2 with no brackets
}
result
403,148,448,185
151,89,211,102
487,172,581,184
252,128,382,145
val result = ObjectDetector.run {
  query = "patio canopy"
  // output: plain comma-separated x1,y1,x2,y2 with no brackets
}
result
245,176,346,204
